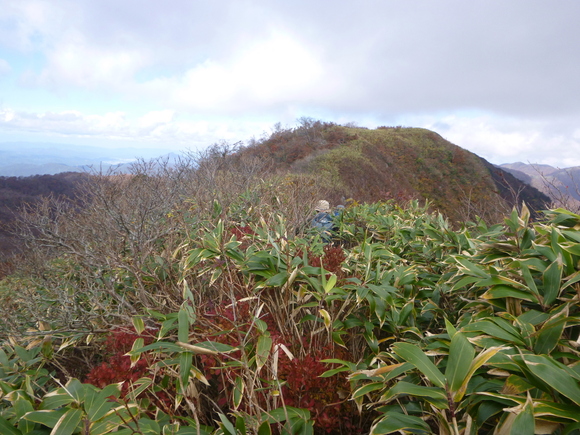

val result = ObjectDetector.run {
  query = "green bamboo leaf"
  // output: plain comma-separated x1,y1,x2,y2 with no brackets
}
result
63,379,85,403
352,382,385,399
382,381,448,408
135,417,160,434
14,397,34,434
324,274,337,293
455,257,489,278
501,375,533,395
535,245,557,263
518,263,540,296
126,377,153,401
481,285,539,303
475,275,524,288
452,275,480,290
218,413,236,435
543,258,563,306
89,405,138,435
254,318,268,334
132,316,145,335
233,376,244,410
562,270,580,291
463,320,527,347
534,309,567,355
533,400,580,422
320,366,350,378
158,317,178,339
523,354,580,405
454,346,506,402
130,341,184,354
51,408,83,435
39,388,75,410
398,301,414,325
80,384,97,420
319,309,332,330
179,352,193,393
444,318,456,339
392,342,445,388
178,304,192,343
518,310,549,326
129,338,144,366
87,383,122,422
256,334,272,371
446,332,475,396
371,411,431,434
257,421,272,435
510,397,534,435
209,267,223,286
235,415,247,435
263,272,288,287
264,406,311,424
563,422,580,435
0,415,22,435
24,409,66,428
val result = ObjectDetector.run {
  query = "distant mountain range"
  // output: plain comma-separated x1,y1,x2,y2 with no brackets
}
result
500,162,580,207
0,142,173,176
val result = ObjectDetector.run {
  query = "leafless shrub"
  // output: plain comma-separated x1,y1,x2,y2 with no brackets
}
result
532,165,580,213
455,183,511,225
4,146,329,337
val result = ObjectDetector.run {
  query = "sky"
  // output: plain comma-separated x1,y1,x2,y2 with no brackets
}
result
1,0,579,167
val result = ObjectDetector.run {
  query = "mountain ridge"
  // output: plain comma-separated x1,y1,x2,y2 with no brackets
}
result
236,123,550,222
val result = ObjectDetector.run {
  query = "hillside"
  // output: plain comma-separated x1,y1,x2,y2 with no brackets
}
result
0,172,88,274
240,122,550,222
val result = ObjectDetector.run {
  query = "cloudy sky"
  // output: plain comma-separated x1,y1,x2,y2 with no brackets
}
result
1,0,579,166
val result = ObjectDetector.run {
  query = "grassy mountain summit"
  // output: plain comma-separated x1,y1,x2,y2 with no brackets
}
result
240,121,550,222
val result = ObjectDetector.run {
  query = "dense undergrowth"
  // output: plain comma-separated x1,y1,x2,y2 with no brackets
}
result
1,150,580,434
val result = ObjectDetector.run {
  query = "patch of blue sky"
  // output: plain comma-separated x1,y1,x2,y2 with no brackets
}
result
0,48,44,75
1,81,153,119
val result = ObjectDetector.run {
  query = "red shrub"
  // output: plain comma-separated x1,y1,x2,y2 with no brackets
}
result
85,328,156,395
277,345,364,434
308,245,347,280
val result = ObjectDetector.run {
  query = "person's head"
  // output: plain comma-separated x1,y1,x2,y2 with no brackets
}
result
315,200,331,213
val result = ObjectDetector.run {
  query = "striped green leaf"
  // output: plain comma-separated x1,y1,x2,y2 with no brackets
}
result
392,342,445,389
51,408,83,435
446,332,475,396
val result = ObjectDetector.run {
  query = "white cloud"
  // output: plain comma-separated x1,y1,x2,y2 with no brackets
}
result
0,107,269,150
412,114,580,167
36,36,149,89
137,33,325,113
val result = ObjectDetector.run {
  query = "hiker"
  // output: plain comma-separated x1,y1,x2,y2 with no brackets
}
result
311,200,335,242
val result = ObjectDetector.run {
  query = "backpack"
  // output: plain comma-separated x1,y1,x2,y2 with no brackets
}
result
311,211,334,241
312,211,334,230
